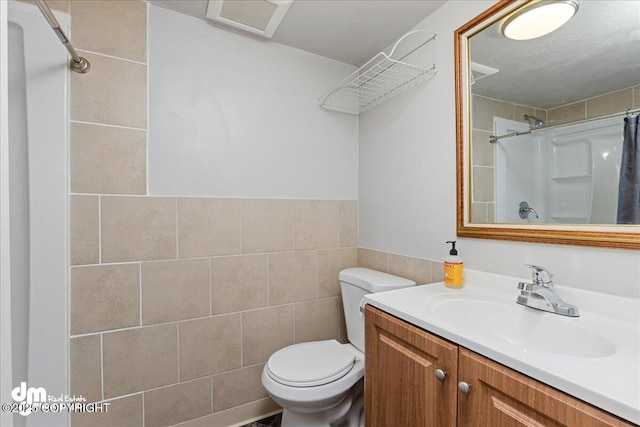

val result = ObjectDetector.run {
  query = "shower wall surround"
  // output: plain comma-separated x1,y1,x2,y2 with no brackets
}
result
472,85,640,223
65,1,362,426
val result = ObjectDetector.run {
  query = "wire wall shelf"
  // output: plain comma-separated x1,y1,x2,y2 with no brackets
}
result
319,30,437,115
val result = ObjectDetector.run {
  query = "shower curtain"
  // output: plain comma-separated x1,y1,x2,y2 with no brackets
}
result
617,114,640,224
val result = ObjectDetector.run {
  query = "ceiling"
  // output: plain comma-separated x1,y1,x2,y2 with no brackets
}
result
147,1,639,109
148,0,446,66
470,1,640,109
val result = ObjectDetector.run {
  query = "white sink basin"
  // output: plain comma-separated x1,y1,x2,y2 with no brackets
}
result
424,293,616,358
363,268,640,424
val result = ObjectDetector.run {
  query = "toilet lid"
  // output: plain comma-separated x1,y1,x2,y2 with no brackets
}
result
266,340,356,387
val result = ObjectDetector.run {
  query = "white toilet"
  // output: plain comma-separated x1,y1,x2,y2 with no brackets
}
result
261,267,416,427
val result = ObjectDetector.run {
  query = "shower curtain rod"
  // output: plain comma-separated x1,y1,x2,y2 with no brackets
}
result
489,106,640,143
34,0,90,73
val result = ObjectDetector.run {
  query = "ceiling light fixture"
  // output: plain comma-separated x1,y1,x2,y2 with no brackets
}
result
501,0,579,41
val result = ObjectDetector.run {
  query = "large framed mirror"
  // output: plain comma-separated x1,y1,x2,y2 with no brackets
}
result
455,0,640,249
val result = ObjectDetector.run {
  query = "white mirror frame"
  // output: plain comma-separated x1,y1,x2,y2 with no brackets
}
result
454,0,640,250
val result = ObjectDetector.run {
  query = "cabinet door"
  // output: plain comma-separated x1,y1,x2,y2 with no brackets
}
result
458,348,633,427
365,305,458,427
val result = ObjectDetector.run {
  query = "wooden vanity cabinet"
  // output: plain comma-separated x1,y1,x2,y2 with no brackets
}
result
364,305,458,426
458,347,632,427
365,305,633,427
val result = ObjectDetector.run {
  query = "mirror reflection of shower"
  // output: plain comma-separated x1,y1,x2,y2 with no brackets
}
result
524,114,546,130
518,201,539,221
494,115,623,224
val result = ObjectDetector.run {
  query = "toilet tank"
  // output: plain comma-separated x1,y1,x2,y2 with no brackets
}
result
339,268,416,352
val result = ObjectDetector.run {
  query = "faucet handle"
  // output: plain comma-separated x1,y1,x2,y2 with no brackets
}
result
525,264,554,288
517,281,534,291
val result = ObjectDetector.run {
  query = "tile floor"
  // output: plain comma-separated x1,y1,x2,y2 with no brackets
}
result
242,413,282,427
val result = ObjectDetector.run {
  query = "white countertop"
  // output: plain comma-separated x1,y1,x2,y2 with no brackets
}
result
364,269,640,424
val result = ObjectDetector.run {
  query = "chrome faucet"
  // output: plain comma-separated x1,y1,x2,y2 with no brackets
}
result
516,265,579,317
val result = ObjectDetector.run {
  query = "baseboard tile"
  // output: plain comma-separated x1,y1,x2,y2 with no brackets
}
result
174,398,282,427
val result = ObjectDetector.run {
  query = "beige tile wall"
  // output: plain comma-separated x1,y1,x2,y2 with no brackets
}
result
71,198,359,426
470,95,547,223
62,1,486,424
356,248,445,285
65,1,359,426
548,86,636,125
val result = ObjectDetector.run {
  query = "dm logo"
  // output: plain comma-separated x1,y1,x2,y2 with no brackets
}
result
11,382,47,415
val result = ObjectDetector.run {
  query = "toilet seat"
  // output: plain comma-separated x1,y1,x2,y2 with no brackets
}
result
266,340,356,387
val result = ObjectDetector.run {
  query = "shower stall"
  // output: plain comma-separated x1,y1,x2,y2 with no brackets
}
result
1,2,69,426
495,115,623,224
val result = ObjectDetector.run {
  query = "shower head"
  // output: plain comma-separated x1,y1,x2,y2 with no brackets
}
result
524,114,546,130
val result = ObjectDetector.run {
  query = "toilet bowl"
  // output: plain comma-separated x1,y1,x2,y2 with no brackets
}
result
261,268,415,427
261,340,364,426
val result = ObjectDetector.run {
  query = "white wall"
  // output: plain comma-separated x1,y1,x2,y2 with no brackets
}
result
358,0,640,298
148,5,358,200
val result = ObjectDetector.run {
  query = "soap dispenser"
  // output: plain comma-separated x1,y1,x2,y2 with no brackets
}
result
444,241,464,288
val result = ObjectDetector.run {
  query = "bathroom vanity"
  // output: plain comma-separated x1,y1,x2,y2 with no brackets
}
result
363,270,639,426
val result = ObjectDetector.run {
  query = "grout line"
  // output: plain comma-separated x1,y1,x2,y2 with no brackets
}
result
584,102,588,120
88,391,145,405
70,261,145,269
98,195,102,264
142,392,145,427
582,85,636,103
232,299,334,316
76,48,147,66
69,319,191,338
292,201,296,251
108,376,210,400
239,200,244,255
67,298,326,339
100,333,104,401
139,263,143,326
428,259,434,284
175,198,179,259
337,201,343,248
210,376,214,415
72,192,155,198
292,303,296,344
208,257,213,316
177,322,181,383
73,256,224,269
69,119,147,132
240,314,243,368
146,0,150,201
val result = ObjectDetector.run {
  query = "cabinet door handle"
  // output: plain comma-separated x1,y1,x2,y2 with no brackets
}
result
458,381,471,395
434,369,447,382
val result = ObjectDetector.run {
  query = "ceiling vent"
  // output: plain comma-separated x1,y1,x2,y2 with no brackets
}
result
206,0,293,38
